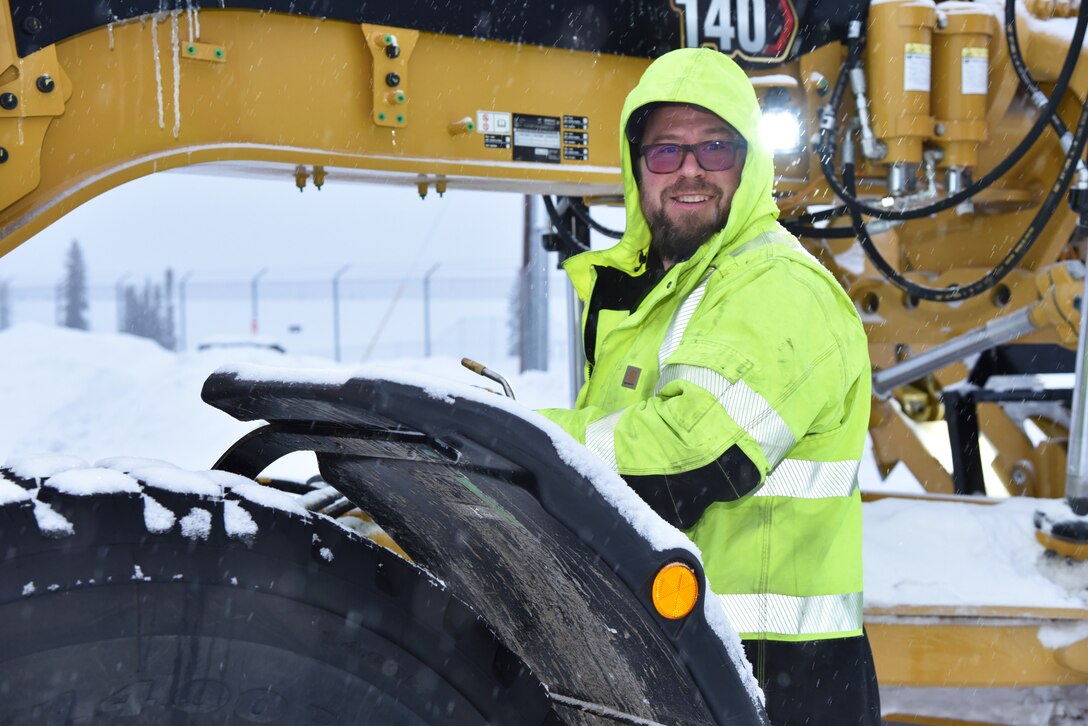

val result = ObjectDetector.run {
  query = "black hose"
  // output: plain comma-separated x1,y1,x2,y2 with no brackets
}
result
559,197,625,239
782,222,858,239
541,195,592,255
818,0,1088,221
847,89,1088,302
1006,0,1077,154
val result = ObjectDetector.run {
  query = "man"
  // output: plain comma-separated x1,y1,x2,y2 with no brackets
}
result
539,48,880,724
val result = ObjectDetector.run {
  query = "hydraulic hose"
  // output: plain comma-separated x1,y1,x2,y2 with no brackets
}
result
846,87,1088,301
818,0,1088,222
1005,0,1087,185
782,221,858,238
782,205,855,238
544,195,623,241
560,196,625,239
542,195,592,255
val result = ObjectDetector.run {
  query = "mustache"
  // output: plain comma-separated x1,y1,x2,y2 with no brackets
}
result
663,182,717,197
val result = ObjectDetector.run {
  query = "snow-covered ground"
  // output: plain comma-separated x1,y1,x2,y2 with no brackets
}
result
3,322,1086,616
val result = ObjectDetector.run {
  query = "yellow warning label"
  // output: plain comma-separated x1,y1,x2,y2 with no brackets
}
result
905,42,932,56
962,47,989,59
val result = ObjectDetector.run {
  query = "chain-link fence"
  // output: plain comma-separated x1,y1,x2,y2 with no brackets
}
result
1,267,574,367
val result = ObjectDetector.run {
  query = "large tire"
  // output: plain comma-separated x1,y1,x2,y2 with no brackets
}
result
0,464,554,726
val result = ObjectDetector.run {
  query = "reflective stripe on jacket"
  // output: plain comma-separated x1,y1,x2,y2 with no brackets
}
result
538,48,870,642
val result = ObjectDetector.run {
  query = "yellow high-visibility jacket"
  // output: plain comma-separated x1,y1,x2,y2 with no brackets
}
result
540,48,871,643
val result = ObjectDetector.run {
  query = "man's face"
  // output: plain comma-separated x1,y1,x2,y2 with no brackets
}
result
637,105,746,267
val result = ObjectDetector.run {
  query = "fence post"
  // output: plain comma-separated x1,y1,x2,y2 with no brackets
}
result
332,265,350,362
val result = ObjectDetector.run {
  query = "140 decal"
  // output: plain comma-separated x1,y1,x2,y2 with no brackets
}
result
671,0,798,63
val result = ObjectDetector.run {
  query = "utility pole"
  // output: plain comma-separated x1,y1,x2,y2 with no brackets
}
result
521,196,549,372
422,263,440,357
332,265,350,362
251,268,269,335
178,270,195,351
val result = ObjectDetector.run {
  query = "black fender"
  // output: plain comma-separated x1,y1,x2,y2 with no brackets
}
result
202,368,768,726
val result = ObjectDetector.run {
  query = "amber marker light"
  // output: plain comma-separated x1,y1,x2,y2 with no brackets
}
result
652,562,699,620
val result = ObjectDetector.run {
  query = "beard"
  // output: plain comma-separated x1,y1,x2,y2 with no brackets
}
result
641,184,729,265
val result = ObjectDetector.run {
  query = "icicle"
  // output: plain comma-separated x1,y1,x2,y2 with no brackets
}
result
107,22,115,50
152,14,165,130
186,1,194,43
171,10,182,139
193,5,201,40
16,117,23,145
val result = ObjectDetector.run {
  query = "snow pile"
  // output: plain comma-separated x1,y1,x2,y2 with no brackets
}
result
864,496,1088,610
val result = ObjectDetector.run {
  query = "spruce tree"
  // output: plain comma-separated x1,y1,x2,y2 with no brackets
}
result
62,240,89,330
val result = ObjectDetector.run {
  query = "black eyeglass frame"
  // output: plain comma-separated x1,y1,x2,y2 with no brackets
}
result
639,140,748,174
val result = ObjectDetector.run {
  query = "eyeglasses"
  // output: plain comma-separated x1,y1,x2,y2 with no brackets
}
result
640,140,747,174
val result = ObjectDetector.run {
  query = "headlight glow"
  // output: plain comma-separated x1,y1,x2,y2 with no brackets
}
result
762,110,803,155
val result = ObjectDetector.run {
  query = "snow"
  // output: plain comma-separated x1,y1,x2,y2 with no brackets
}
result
97,456,178,473
5,453,88,481
224,499,258,540
230,482,310,518
864,496,1085,609
46,468,140,496
319,546,334,562
22,582,34,596
131,466,221,498
142,493,176,533
0,477,31,504
179,507,212,540
132,564,150,581
32,500,73,536
1038,620,1088,649
203,470,259,489
169,10,181,139
151,14,164,130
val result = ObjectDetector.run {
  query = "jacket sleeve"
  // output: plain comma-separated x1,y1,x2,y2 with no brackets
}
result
540,258,862,501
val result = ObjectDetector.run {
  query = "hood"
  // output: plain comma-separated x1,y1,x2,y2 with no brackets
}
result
566,48,781,293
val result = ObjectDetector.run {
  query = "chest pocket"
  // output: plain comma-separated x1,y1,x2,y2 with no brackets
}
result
593,309,629,357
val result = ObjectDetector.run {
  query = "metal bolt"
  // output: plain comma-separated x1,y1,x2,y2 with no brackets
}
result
377,111,386,121
934,123,947,136
0,93,17,111
186,44,196,54
0,147,8,164
36,75,54,93
214,48,224,58
396,113,405,124
21,16,42,35
385,72,401,87
385,44,400,59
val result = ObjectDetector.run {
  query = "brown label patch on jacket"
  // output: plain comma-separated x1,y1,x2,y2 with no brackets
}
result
622,366,641,389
